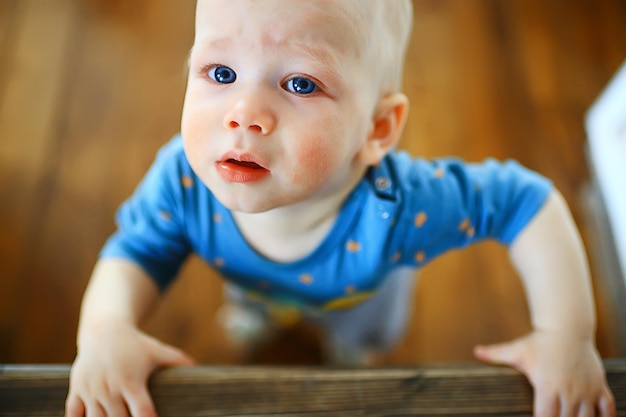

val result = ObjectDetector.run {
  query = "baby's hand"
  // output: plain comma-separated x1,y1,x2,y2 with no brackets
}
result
474,331,615,417
65,320,194,417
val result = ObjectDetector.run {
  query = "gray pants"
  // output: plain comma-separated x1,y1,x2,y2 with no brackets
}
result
224,267,418,362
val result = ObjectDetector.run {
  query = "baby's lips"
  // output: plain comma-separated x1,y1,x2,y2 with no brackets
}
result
225,159,266,170
219,151,269,170
215,156,270,183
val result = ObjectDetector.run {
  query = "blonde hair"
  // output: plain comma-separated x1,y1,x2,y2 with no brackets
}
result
380,0,414,92
356,0,414,95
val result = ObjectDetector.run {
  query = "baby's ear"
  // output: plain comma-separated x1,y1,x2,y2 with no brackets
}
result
357,93,409,166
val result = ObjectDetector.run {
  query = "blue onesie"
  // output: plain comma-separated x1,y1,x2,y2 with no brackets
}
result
101,135,552,355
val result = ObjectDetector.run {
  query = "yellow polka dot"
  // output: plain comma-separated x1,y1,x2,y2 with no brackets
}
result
214,258,225,268
345,285,357,295
414,211,428,228
346,240,361,252
415,251,426,263
213,213,222,223
434,168,445,178
159,211,172,221
466,227,475,238
181,176,194,188
299,274,314,285
392,252,401,263
458,218,470,231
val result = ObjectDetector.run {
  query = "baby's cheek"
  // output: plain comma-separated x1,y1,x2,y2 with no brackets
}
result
291,134,336,186
181,107,204,143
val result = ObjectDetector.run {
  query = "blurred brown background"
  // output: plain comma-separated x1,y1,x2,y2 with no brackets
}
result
1,0,625,366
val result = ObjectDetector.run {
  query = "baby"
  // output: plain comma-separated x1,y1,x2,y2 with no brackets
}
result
66,1,616,416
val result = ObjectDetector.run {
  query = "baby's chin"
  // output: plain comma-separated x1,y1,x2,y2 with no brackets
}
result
213,190,284,214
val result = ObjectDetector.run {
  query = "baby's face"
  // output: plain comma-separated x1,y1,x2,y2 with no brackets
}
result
181,0,382,213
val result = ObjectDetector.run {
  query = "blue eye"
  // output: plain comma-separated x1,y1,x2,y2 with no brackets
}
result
209,66,236,84
285,77,317,95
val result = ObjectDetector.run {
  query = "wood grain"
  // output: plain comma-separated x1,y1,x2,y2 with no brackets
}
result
1,361,625,416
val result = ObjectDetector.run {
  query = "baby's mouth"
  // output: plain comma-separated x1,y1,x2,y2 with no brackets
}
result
216,156,270,183
225,159,265,170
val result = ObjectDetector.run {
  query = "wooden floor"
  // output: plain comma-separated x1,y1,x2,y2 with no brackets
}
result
1,0,626,366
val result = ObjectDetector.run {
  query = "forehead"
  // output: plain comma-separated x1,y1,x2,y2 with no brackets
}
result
194,0,367,58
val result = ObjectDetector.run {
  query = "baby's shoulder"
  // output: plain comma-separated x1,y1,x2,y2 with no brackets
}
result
384,151,542,191
148,134,196,178
381,150,465,190
154,134,187,165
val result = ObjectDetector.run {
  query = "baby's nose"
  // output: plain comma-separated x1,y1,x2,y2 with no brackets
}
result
223,94,276,135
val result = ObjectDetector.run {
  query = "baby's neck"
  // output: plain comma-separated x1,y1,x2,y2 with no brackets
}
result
232,190,348,263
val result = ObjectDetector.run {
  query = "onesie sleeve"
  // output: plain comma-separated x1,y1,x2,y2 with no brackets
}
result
99,138,192,290
395,156,553,267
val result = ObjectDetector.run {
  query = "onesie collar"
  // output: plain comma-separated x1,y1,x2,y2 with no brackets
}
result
366,156,397,201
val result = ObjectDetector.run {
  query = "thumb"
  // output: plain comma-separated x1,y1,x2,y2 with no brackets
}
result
150,340,196,368
474,340,524,369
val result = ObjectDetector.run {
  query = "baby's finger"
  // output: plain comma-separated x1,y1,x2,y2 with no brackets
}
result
100,394,130,417
575,401,593,417
473,341,524,370
558,394,583,417
64,393,85,417
598,390,616,417
124,385,158,417
151,341,195,368
84,401,106,417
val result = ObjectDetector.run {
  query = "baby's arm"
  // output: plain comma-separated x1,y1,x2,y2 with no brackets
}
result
474,190,616,417
65,258,194,417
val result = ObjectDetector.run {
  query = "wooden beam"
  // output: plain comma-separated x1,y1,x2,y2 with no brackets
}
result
1,361,625,416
